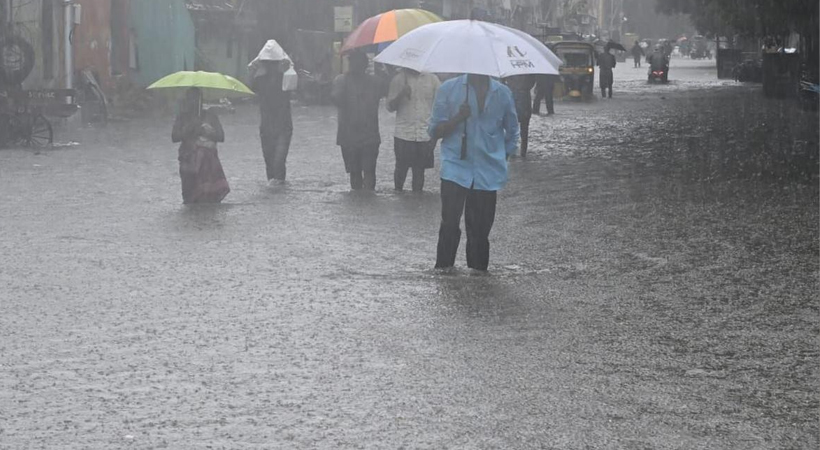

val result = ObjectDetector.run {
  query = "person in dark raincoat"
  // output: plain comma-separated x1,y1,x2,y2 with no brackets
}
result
171,88,230,204
648,46,670,72
532,74,556,116
631,41,644,68
504,74,536,157
331,51,387,190
597,47,616,98
252,59,294,185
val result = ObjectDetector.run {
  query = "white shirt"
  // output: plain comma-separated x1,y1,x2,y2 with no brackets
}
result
387,71,441,142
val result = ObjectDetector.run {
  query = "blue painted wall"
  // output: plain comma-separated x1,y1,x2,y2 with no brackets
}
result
129,0,196,86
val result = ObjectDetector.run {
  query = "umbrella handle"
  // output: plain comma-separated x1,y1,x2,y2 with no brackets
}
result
460,81,468,160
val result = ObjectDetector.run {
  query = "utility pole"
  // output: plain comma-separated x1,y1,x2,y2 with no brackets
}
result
63,0,73,90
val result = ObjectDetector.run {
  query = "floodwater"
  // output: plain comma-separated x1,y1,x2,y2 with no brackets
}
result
0,58,817,448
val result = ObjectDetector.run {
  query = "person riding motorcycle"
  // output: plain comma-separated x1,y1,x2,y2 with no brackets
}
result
648,47,669,72
647,47,670,82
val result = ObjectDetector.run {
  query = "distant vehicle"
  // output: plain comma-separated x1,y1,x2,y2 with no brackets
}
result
648,66,668,83
648,51,670,83
733,59,763,82
549,41,596,100
690,35,712,59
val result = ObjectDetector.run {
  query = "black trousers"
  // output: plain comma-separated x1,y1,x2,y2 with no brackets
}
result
532,78,555,115
394,138,433,191
261,129,292,181
435,180,497,271
519,116,530,157
600,72,613,98
341,144,379,190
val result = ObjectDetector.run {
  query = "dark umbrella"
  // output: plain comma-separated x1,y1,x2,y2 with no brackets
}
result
605,41,627,52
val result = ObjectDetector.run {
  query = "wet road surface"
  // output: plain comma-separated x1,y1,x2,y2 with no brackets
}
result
1,59,818,448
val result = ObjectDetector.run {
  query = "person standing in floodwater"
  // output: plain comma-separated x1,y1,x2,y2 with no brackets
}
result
331,51,387,190
631,41,645,68
598,47,617,98
252,59,293,185
532,74,556,116
504,74,536,157
171,88,230,204
386,68,440,191
429,74,519,272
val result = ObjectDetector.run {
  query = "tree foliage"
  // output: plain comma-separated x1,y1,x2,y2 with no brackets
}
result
655,0,819,37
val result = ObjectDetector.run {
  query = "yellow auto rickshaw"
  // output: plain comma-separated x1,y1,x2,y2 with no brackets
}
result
550,41,596,100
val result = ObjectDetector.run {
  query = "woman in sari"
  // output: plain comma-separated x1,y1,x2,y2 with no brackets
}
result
171,88,230,204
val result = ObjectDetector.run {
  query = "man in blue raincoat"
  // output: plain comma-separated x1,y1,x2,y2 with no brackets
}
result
429,74,520,271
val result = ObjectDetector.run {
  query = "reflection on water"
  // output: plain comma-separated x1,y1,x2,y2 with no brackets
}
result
435,273,522,322
174,202,235,231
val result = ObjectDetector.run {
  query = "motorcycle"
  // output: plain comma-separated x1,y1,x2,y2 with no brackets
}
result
648,67,668,83
647,54,669,83
690,35,712,60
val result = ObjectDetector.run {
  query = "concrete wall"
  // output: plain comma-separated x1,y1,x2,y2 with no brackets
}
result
73,0,113,90
13,0,63,90
195,30,250,81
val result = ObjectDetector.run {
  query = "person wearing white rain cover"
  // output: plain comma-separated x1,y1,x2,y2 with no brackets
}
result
249,40,294,184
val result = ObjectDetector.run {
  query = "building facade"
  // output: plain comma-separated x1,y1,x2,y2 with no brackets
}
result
187,0,256,81
4,0,65,90
3,0,630,95
128,0,196,87
3,0,196,92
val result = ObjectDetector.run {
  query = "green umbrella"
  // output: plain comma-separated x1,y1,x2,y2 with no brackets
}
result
146,71,255,100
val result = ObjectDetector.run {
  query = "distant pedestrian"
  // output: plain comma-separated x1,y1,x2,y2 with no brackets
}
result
252,57,294,185
598,47,616,98
532,74,556,115
504,74,536,157
386,68,440,191
631,42,644,68
171,88,230,204
429,74,519,271
332,51,387,190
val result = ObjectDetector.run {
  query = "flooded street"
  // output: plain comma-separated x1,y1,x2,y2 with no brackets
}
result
1,58,817,448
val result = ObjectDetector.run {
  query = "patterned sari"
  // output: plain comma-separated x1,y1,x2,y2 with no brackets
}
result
172,110,230,204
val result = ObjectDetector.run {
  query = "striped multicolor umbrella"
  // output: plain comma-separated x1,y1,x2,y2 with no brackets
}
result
341,8,443,54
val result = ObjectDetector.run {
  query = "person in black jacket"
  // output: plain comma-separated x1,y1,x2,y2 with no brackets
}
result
252,59,294,185
598,47,617,98
505,75,536,157
532,74,556,116
631,42,645,68
331,51,387,190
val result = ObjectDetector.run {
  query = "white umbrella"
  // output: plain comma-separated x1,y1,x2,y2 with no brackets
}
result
505,25,564,71
373,20,561,77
